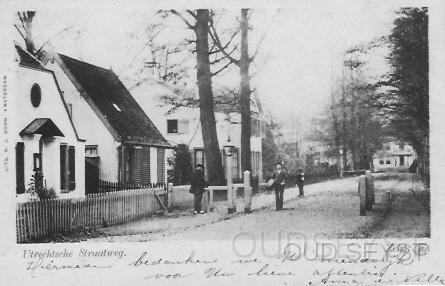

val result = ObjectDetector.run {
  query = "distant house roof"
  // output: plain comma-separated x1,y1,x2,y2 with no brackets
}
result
57,54,170,147
15,44,44,69
20,118,64,137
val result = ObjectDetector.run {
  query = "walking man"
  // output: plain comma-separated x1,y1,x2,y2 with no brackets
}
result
272,162,287,210
296,168,305,197
190,164,207,214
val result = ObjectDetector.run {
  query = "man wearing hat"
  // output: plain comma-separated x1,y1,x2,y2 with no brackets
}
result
296,168,305,197
190,164,207,214
272,162,287,210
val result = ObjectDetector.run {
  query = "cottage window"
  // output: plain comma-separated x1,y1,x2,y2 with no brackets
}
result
16,142,25,194
386,160,391,165
60,144,76,191
379,160,384,165
60,144,68,190
85,145,98,157
68,146,76,190
126,146,150,184
167,120,178,133
178,119,189,134
30,83,41,108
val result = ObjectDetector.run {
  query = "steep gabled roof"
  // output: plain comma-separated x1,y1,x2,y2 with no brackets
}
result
20,118,64,137
57,54,169,147
15,44,44,69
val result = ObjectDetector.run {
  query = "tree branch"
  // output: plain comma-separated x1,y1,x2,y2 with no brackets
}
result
170,10,195,30
249,32,266,62
35,25,75,54
249,9,281,62
211,59,234,77
210,45,238,64
14,24,26,42
208,17,239,65
186,10,197,20
249,51,271,79
17,12,25,29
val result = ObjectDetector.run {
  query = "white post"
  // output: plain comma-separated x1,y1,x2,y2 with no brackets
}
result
227,152,235,214
358,175,366,216
340,154,344,178
243,170,252,213
365,170,375,206
167,183,173,210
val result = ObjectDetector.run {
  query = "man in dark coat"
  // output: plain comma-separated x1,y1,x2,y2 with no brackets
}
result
190,164,207,214
296,168,305,197
272,162,287,210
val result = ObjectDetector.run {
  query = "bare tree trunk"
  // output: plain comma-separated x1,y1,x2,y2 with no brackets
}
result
240,9,251,173
341,70,348,172
195,9,225,185
330,93,342,176
23,11,36,53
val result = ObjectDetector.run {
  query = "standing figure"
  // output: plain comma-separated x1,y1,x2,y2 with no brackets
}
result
296,168,305,197
272,162,287,210
190,164,207,214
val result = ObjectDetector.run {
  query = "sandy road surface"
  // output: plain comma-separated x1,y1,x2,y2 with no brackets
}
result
88,173,429,242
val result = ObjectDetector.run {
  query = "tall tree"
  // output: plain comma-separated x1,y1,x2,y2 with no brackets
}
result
209,9,270,173
171,9,225,184
379,7,429,173
239,9,252,174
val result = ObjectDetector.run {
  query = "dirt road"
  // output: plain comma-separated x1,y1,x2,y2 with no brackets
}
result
88,173,429,242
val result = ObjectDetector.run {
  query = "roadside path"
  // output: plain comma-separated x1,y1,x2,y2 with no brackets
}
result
87,173,429,242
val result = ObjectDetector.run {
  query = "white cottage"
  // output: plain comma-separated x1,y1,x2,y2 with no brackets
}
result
373,141,417,171
44,53,170,194
130,78,264,182
13,45,85,200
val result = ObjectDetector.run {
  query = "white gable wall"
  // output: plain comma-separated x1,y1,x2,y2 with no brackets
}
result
48,62,120,181
14,65,85,198
131,82,263,180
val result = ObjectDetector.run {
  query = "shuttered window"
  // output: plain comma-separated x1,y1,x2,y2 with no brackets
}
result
60,144,67,190
134,147,142,184
68,146,76,190
141,147,150,184
16,142,25,194
157,148,165,183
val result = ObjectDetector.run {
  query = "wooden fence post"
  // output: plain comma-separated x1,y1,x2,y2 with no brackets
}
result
365,170,373,210
358,175,366,216
243,170,252,213
226,153,235,214
167,183,173,211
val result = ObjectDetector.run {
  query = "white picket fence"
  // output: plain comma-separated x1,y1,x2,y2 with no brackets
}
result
16,187,166,243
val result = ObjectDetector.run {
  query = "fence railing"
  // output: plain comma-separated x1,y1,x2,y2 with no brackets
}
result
97,179,166,194
16,187,166,243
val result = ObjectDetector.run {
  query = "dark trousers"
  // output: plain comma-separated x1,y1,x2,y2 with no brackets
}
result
194,192,203,212
297,183,304,196
274,187,284,210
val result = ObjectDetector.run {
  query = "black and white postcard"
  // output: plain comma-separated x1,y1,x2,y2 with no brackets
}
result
0,0,444,285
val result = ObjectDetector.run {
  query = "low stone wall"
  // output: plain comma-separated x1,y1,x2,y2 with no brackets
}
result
170,185,193,209
170,185,209,211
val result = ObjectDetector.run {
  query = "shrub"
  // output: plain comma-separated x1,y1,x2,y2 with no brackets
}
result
168,144,193,185
27,170,57,200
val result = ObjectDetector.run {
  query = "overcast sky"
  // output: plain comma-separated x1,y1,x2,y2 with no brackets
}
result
12,0,399,127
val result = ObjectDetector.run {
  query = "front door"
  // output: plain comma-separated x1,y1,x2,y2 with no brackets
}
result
399,155,405,167
85,157,99,195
